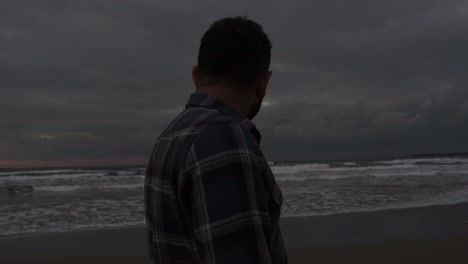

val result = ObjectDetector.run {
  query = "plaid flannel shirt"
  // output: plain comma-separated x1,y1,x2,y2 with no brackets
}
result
144,93,287,264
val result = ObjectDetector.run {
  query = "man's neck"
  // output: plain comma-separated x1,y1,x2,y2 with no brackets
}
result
195,86,252,118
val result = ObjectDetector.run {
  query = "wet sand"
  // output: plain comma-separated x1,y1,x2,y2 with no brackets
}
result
2,202,468,264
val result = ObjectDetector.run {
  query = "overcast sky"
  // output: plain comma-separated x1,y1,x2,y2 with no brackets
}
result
1,0,468,167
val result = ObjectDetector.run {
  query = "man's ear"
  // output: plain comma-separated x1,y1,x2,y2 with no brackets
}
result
192,66,199,86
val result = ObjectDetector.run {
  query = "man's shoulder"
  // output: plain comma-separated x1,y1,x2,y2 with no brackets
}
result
147,108,240,178
160,107,233,139
190,117,261,162
156,106,261,161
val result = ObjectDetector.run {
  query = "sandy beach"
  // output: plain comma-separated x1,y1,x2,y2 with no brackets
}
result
2,202,468,264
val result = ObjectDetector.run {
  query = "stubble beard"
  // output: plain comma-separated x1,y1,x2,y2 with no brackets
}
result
247,98,263,120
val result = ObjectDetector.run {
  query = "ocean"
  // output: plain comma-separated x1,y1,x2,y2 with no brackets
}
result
1,155,467,237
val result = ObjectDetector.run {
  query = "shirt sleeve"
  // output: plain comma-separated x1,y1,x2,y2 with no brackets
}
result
180,122,273,264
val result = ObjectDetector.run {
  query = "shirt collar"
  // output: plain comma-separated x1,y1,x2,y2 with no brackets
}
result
185,93,262,143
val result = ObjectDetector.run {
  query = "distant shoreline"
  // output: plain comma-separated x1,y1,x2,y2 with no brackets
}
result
1,151,467,170
271,151,468,165
409,152,468,158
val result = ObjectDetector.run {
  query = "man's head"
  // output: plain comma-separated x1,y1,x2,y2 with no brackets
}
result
192,16,272,120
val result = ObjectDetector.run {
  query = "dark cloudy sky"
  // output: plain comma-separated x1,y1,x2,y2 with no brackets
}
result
1,0,468,167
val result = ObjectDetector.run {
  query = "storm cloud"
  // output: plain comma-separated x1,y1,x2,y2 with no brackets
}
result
1,0,468,165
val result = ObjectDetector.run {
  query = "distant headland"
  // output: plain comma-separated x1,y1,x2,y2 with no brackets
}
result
409,152,468,158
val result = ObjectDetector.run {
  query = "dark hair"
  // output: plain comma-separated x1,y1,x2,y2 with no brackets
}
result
197,16,271,86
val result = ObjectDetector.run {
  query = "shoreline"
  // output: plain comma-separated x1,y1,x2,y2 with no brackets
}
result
2,202,468,263
3,201,468,240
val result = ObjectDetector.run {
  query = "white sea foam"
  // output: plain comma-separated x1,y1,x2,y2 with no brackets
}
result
34,183,143,192
0,197,145,237
0,172,104,182
34,185,85,192
379,157,468,165
2,159,467,237
445,169,468,175
0,171,142,184
418,187,468,205
104,184,143,189
280,183,468,217
271,160,468,178
341,162,357,166
326,163,418,172
271,163,419,176
271,163,330,174
274,163,468,181
0,169,89,176
0,220,146,238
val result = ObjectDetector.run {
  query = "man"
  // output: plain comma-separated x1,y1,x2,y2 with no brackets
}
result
144,16,287,264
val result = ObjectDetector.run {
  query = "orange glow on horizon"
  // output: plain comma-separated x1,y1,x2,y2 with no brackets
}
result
0,157,147,169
